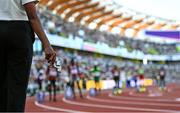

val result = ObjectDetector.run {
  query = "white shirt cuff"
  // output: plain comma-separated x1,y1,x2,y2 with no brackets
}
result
22,0,39,5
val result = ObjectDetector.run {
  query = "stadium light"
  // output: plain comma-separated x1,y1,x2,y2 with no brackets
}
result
80,21,85,25
122,13,132,19
111,27,121,34
89,22,97,29
83,16,90,21
113,9,122,15
125,28,135,38
72,12,80,18
99,25,109,31
63,9,71,15
60,14,65,19
68,17,75,22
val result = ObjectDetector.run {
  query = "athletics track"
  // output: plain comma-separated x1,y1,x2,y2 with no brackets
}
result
25,83,180,112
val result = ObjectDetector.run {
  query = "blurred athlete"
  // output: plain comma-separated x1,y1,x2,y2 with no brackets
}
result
111,65,120,89
159,67,166,90
46,66,58,101
120,67,126,88
68,58,83,99
90,62,102,95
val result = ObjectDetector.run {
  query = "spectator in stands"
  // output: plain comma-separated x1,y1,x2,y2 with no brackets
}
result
0,0,56,112
38,8,179,56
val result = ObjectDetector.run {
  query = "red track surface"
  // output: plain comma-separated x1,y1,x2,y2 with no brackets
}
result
25,84,180,112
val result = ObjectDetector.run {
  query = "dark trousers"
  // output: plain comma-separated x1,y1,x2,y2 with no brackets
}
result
113,76,120,88
0,21,34,112
48,80,57,101
159,79,166,88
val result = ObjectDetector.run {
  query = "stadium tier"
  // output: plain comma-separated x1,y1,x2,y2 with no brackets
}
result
38,0,179,38
36,3,180,58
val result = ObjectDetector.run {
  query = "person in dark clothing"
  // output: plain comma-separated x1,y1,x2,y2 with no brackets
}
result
0,0,56,112
112,65,120,89
159,67,166,90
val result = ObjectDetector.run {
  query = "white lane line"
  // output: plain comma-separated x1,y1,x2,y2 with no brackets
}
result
176,98,180,101
129,91,163,97
62,98,177,112
109,94,179,102
34,101,87,113
87,96,180,107
148,93,163,97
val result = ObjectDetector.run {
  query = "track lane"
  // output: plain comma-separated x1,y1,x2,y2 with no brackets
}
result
25,84,180,112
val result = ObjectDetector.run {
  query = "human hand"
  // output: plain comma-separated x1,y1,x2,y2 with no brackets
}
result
44,45,56,67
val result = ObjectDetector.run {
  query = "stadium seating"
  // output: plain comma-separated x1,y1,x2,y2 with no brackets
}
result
37,0,180,57
39,0,179,38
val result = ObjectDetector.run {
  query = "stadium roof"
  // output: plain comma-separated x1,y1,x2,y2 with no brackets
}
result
111,0,180,22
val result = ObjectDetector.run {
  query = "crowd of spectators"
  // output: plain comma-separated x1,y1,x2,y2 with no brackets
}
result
38,7,180,56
